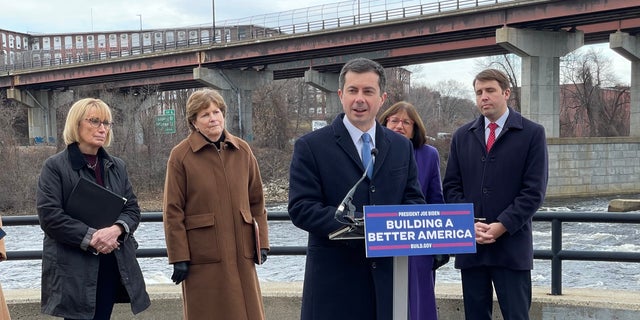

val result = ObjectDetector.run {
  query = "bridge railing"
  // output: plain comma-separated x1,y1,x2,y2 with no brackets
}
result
1,0,514,72
3,209,640,295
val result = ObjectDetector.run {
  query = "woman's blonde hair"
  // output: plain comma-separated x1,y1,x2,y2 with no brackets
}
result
62,98,113,146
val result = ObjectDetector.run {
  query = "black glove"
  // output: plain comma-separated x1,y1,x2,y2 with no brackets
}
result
254,249,268,265
432,254,450,271
171,261,190,284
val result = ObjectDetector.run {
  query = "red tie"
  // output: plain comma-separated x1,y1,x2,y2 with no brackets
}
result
486,122,498,152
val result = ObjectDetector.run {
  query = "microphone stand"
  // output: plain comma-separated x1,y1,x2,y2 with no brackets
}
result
334,169,368,226
330,149,377,240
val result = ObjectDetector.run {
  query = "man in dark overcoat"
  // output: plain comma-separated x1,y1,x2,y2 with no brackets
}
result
443,69,548,320
288,58,425,320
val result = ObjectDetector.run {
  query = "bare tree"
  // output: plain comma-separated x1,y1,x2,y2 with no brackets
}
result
404,86,441,136
403,79,476,179
0,91,54,212
252,80,292,150
256,78,318,142
560,48,629,137
475,54,522,111
384,67,413,107
424,80,476,135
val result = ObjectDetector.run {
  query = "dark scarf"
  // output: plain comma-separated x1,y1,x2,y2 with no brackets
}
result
199,131,226,149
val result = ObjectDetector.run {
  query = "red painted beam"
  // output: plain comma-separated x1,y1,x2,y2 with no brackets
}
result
103,73,196,88
10,52,203,86
578,18,640,37
390,37,498,58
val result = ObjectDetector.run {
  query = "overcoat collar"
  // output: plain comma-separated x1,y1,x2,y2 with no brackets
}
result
67,142,113,170
188,130,240,152
468,107,524,146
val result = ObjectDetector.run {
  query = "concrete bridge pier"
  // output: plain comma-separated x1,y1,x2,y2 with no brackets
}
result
304,69,341,115
496,27,584,138
610,31,640,137
194,67,273,141
6,89,66,144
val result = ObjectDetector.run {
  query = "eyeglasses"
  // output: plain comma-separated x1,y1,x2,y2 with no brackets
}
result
387,117,414,127
85,118,114,129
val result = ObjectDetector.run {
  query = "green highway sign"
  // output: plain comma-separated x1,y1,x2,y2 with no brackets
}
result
155,114,176,134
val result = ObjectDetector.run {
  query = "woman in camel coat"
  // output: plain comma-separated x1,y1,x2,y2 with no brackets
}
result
0,215,11,319
163,89,270,320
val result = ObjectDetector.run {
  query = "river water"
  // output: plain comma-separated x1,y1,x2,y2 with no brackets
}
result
1,197,639,291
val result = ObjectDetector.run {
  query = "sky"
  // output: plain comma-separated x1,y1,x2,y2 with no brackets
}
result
2,0,632,93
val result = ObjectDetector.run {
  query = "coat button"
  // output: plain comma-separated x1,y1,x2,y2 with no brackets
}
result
371,262,377,269
370,185,376,193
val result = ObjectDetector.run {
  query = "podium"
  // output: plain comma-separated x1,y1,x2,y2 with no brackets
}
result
393,256,409,320
331,203,476,320
330,219,409,320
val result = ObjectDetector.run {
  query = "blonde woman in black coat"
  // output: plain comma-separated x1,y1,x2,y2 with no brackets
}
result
36,98,150,319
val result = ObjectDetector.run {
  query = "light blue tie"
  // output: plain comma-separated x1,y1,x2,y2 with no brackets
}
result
361,133,372,178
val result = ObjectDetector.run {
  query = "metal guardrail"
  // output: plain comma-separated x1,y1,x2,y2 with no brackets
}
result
3,210,640,295
1,0,513,72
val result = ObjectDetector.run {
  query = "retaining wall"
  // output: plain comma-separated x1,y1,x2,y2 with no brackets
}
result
547,137,640,198
5,282,640,319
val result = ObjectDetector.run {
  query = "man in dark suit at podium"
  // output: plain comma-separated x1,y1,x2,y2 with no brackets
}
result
288,57,425,320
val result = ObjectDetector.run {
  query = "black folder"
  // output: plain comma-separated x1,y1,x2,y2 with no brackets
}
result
66,177,127,229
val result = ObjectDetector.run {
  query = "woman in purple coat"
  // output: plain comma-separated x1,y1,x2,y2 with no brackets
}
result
380,101,447,320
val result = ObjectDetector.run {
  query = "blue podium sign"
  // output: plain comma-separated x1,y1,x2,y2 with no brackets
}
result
364,203,476,258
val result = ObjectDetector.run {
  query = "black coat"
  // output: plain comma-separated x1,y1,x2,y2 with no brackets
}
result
443,108,548,270
36,143,150,318
288,114,425,320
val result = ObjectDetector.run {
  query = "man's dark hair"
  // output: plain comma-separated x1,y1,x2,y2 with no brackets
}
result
473,69,510,91
338,58,386,93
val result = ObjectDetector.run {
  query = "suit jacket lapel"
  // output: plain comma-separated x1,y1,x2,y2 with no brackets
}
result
332,115,364,170
373,123,391,178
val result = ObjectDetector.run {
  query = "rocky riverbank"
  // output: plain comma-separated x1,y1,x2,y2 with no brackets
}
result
1,179,289,216
136,178,289,212
262,178,290,204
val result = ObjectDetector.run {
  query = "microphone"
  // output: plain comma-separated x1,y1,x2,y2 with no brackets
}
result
334,148,378,225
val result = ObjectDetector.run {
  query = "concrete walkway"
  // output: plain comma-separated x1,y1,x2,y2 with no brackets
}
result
435,282,640,320
5,282,640,319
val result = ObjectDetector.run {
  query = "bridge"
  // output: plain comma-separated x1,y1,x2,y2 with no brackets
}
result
1,0,639,139
2,0,639,81
1,0,639,198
